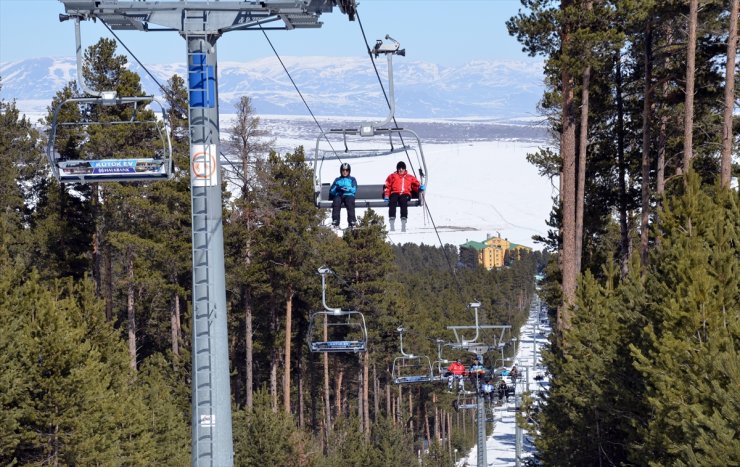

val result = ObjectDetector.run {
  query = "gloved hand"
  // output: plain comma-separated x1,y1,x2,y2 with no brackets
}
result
419,184,426,192
384,197,389,205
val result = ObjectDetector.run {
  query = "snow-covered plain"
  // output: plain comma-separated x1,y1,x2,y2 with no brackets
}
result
458,298,551,466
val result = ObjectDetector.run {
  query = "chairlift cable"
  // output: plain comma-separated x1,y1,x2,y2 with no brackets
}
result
101,21,185,117
258,23,343,166
355,12,469,310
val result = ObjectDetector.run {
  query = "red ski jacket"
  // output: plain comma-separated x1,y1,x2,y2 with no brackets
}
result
383,172,421,198
447,361,466,376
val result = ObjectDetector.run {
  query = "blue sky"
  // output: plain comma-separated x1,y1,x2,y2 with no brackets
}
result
1,0,535,66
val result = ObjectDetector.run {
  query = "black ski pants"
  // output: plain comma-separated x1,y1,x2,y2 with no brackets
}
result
388,193,411,219
332,195,356,225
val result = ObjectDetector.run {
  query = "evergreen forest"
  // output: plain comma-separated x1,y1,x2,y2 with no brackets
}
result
1,0,739,465
508,0,740,465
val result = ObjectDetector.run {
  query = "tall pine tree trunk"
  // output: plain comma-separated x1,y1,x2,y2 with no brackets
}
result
335,370,343,419
721,0,739,188
641,25,654,271
244,286,253,409
373,363,379,422
386,382,392,422
616,53,630,277
575,63,591,274
575,1,592,275
283,290,294,414
126,252,137,371
171,290,181,357
270,297,279,412
363,351,370,435
657,27,673,203
683,0,698,174
92,185,101,296
298,353,305,428
559,0,578,329
323,316,331,431
357,356,363,429
270,349,278,412
104,242,113,321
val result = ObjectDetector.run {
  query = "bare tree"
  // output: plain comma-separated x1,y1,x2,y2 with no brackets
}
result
721,0,739,188
224,95,274,409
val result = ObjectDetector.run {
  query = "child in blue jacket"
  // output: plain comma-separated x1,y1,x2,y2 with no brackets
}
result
330,162,357,228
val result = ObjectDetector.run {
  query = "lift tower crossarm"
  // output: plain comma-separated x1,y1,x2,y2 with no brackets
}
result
59,1,340,33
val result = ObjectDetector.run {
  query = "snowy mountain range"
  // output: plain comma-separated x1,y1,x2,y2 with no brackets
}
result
0,56,545,120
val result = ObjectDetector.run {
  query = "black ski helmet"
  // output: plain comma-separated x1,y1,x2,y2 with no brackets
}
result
396,161,406,170
340,162,351,174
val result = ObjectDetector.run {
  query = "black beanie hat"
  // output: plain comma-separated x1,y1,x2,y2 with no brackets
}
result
396,161,406,170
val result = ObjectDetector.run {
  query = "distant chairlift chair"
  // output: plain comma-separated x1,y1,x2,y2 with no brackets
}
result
391,327,434,384
307,267,368,353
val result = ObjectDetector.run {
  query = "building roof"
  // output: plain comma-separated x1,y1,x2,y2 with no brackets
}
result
508,242,532,251
460,240,486,251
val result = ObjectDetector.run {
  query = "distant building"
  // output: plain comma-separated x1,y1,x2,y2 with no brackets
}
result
460,233,532,270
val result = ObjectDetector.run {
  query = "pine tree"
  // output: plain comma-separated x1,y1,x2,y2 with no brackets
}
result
0,269,158,464
632,173,740,465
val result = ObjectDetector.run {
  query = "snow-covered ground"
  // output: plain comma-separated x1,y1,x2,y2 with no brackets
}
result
458,297,550,466
306,138,555,248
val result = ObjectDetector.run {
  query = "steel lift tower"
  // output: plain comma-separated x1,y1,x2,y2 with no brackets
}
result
57,2,356,465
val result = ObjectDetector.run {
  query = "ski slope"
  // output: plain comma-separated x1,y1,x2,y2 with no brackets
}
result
457,298,551,466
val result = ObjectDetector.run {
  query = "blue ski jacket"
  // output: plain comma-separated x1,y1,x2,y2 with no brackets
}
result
330,175,357,198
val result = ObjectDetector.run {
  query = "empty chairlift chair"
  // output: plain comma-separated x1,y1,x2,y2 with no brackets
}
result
307,267,368,353
45,16,173,184
391,327,434,384
47,95,174,184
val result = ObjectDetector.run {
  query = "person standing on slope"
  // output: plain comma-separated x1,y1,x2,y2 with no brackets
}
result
383,161,424,232
330,162,357,228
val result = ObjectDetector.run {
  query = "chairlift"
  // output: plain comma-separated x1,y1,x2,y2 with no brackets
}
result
311,36,428,209
47,96,174,184
432,339,452,382
391,327,434,384
452,391,478,412
45,15,174,184
307,267,368,353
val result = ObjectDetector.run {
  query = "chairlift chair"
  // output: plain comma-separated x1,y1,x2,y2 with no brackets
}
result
307,267,368,353
307,310,368,353
391,354,434,385
391,326,434,384
311,36,428,209
46,15,174,184
431,339,452,383
47,95,174,184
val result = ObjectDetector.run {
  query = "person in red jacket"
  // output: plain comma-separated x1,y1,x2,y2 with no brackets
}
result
447,359,466,392
383,161,425,232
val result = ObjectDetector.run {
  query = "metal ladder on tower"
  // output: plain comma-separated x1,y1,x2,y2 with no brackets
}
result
186,10,216,461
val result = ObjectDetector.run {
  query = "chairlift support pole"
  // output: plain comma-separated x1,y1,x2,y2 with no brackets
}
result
446,302,513,467
57,2,355,465
318,266,341,313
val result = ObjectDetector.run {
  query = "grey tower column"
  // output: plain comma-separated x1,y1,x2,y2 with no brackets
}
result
477,391,487,466
187,34,234,466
